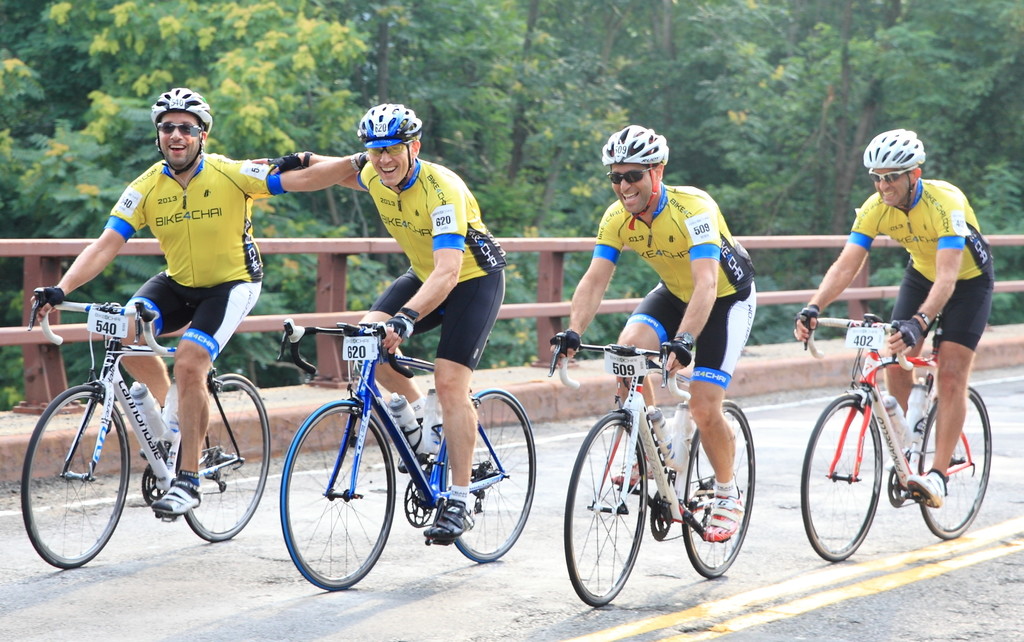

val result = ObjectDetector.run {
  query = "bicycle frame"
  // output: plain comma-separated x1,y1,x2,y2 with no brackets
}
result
40,303,180,491
38,301,246,494
283,321,512,510
553,343,692,526
808,317,977,496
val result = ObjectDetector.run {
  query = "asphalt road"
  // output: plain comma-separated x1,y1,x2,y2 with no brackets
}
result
1,368,1023,641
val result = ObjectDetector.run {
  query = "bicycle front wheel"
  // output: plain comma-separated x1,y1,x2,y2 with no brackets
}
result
21,384,130,569
801,393,882,562
186,374,270,542
456,389,536,563
564,413,647,607
280,401,396,590
919,386,992,539
682,401,755,578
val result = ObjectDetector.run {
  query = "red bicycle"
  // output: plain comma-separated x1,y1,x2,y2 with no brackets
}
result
800,314,991,562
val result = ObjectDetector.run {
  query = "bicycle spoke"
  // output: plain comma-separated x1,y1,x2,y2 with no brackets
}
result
22,385,130,569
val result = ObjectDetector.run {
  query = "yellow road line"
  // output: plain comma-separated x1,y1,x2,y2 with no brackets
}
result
568,516,1024,642
669,539,1024,641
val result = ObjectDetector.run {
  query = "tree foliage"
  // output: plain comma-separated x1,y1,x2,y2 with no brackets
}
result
1,0,1022,404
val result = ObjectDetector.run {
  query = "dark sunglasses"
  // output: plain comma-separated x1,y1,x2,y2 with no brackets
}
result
868,167,914,184
157,122,203,137
607,167,652,184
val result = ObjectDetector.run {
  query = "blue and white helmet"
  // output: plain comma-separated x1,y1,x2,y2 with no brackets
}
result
150,87,213,132
601,125,669,166
357,103,423,148
863,129,926,170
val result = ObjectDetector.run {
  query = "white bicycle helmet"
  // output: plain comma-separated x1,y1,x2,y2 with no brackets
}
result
357,103,423,147
601,125,669,166
863,129,925,169
150,87,213,132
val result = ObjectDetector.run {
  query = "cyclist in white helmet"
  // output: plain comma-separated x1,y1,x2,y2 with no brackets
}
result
264,103,507,544
795,128,994,508
35,87,293,518
553,125,757,543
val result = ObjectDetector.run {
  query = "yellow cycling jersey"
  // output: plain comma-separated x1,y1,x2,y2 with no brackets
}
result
358,159,505,282
594,185,754,302
851,179,991,281
107,154,277,288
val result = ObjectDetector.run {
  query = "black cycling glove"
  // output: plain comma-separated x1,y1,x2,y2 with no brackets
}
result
662,332,694,368
796,304,819,330
39,286,65,306
550,330,581,355
386,314,414,340
268,152,310,172
892,318,924,348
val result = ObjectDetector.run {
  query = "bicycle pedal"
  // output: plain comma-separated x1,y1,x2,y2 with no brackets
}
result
153,511,180,523
424,536,455,547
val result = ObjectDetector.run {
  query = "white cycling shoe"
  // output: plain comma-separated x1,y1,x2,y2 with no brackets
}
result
152,479,201,517
908,470,947,508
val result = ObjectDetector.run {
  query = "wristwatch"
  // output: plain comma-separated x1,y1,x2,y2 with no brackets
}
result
915,311,930,329
675,332,695,350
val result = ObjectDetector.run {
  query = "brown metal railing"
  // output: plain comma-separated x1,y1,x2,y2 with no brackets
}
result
3,235,1023,411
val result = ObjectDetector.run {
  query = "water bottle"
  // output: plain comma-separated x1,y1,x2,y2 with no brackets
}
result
420,389,443,459
161,383,181,470
905,382,928,447
882,394,908,449
649,405,670,460
388,393,423,453
130,382,166,437
668,403,694,472
648,406,666,439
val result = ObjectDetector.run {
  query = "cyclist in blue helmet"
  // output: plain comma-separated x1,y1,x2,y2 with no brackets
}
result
268,103,507,544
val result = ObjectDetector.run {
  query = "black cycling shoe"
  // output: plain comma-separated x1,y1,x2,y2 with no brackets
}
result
424,500,474,545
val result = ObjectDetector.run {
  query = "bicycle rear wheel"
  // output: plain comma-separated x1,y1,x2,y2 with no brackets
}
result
801,393,882,562
280,401,396,590
564,412,647,607
186,374,270,542
21,384,130,569
456,389,536,563
682,401,755,578
919,386,991,539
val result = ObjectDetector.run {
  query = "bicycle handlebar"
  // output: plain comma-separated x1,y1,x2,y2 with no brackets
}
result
548,341,689,400
30,293,173,357
806,317,912,370
280,318,416,379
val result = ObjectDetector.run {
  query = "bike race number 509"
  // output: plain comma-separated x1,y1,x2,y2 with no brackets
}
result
604,352,646,378
343,335,378,362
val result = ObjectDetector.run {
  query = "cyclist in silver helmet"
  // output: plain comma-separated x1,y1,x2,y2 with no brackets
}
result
554,124,757,543
795,129,995,508
35,87,293,518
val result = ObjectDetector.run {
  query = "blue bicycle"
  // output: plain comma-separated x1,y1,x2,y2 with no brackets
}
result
277,319,536,590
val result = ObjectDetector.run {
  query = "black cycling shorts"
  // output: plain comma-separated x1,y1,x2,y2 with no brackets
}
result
891,266,993,351
627,281,756,389
371,269,505,370
128,273,260,361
